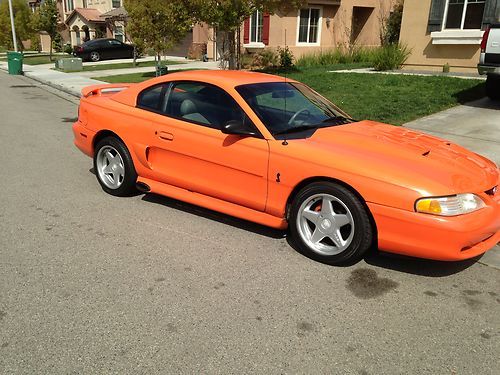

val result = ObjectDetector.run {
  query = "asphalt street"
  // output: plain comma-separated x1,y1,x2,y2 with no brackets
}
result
0,71,499,374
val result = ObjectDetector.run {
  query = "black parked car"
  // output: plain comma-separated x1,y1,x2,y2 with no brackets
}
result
73,38,134,62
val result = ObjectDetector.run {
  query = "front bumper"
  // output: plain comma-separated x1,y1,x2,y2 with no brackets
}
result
368,191,499,261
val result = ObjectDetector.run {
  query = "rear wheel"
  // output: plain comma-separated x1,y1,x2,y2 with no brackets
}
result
93,137,137,196
486,74,500,101
289,182,374,265
90,51,100,62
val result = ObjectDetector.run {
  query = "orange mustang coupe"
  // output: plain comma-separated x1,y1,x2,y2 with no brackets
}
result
73,70,499,265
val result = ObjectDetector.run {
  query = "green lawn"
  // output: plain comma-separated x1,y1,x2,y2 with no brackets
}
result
22,54,72,65
93,65,486,125
81,60,184,72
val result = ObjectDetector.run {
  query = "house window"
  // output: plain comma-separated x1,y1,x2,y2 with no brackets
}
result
112,0,121,8
65,0,74,12
444,0,485,29
114,26,124,42
297,8,321,44
250,10,263,43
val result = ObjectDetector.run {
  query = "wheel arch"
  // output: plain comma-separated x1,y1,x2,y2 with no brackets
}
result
92,130,124,152
285,176,378,247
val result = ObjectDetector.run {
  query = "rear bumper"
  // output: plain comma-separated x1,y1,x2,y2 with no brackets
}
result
368,194,499,261
477,63,500,75
72,121,95,158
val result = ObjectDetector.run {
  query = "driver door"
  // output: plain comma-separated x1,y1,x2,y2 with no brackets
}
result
145,81,269,212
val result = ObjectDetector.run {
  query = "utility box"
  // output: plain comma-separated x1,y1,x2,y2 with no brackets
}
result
55,57,83,72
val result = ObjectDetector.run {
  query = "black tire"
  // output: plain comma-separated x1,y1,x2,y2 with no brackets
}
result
288,182,374,266
486,74,500,101
93,136,137,197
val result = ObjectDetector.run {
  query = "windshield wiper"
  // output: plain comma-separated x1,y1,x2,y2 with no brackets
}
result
274,124,319,135
321,115,355,123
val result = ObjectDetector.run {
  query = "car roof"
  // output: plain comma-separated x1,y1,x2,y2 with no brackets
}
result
112,70,296,106
152,70,290,86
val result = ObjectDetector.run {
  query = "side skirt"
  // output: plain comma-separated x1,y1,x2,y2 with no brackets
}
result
137,177,288,230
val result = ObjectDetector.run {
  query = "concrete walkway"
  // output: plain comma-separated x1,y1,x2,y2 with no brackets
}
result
332,67,486,80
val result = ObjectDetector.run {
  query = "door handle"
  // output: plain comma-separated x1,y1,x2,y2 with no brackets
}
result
157,131,174,141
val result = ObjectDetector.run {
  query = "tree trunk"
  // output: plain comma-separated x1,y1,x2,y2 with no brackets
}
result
227,30,236,70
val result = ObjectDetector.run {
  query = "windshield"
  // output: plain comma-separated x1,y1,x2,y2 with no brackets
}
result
235,82,353,136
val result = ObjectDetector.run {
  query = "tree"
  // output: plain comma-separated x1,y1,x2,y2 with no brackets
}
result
186,0,305,69
0,0,32,51
380,0,404,46
124,0,192,66
31,0,59,60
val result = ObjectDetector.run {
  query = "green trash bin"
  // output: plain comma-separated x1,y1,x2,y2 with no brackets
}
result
7,51,23,75
156,65,168,76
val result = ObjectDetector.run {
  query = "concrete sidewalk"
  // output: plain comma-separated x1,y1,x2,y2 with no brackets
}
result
0,58,218,97
74,60,219,78
331,67,486,80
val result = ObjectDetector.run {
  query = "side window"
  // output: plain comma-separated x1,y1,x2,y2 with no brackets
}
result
137,84,164,111
165,81,247,130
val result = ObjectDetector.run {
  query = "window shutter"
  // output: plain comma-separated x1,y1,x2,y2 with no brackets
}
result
262,13,270,45
482,0,500,29
427,0,446,33
244,18,250,44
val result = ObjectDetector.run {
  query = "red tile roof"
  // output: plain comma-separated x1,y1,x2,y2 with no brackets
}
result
66,8,105,24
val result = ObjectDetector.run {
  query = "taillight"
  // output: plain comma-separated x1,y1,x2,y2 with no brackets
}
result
481,27,490,53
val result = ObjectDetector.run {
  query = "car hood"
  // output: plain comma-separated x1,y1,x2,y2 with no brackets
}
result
296,121,498,196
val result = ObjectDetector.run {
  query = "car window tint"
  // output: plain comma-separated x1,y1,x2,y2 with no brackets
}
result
137,85,164,111
164,81,246,130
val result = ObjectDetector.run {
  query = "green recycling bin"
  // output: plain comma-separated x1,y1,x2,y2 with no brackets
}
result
7,51,23,75
156,65,168,76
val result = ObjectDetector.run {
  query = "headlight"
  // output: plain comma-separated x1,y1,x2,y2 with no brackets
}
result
415,193,485,216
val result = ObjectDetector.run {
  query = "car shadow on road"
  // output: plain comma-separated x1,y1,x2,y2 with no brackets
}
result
363,251,482,277
141,193,286,239
461,97,500,110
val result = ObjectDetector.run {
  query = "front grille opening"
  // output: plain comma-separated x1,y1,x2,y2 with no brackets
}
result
460,234,494,252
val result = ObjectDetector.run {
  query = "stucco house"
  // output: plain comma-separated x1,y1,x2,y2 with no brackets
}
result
37,0,127,51
400,0,500,72
194,0,394,61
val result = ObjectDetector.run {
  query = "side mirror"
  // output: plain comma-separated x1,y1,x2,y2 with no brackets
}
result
222,120,257,136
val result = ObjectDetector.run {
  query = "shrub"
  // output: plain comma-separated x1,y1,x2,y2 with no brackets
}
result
52,32,63,52
278,46,294,70
251,48,279,69
63,43,73,54
296,46,376,67
30,34,42,52
372,44,410,71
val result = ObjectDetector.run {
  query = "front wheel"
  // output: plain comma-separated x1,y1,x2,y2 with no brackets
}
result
289,182,374,265
90,51,100,62
93,137,137,196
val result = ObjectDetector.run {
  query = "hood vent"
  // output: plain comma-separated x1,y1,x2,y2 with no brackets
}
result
422,150,431,157
485,186,497,196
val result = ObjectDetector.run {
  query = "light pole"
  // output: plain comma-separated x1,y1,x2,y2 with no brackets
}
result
8,0,18,52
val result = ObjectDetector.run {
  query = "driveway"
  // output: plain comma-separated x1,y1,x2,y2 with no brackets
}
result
405,97,500,164
0,72,499,373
